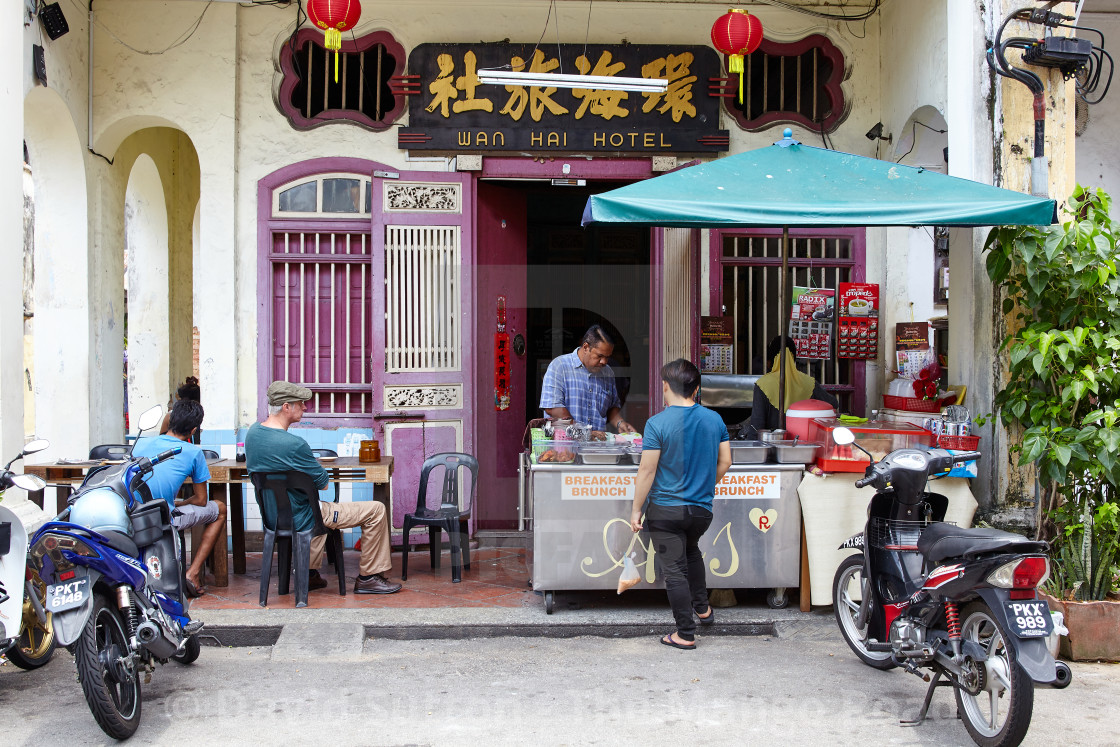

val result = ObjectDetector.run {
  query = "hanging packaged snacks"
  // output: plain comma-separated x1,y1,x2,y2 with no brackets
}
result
837,282,880,360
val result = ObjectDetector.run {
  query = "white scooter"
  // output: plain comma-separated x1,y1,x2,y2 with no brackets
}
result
0,438,56,669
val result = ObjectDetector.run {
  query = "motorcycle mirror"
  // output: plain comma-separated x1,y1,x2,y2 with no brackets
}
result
135,405,165,435
832,426,856,446
12,473,46,492
21,439,50,456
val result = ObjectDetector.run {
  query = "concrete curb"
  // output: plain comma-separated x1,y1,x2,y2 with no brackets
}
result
196,611,835,647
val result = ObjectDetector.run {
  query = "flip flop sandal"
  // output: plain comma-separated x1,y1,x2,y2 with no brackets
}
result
660,634,696,650
185,578,206,598
697,608,715,626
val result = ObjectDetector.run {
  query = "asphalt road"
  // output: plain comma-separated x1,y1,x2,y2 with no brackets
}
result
2,622,1117,746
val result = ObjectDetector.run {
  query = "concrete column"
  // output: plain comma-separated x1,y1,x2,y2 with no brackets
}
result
946,0,1001,510
198,142,238,430
0,0,24,458
125,154,170,421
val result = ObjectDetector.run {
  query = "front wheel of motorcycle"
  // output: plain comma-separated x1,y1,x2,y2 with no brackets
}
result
832,554,895,670
75,593,142,740
4,578,56,669
955,601,1034,747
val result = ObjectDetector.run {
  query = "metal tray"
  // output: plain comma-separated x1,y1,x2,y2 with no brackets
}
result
628,449,642,464
577,445,626,465
770,441,821,464
729,440,770,464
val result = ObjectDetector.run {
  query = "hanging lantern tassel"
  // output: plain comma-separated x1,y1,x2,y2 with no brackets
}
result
324,27,343,83
710,8,764,106
308,0,363,85
728,53,745,103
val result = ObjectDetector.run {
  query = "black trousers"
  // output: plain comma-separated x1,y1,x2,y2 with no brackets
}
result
646,503,713,641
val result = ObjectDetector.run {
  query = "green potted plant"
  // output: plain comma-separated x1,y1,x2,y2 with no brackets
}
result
985,185,1120,660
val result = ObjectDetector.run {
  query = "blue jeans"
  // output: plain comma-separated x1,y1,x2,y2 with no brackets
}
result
646,503,713,641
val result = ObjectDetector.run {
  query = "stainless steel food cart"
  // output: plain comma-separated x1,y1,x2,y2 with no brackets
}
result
524,460,804,613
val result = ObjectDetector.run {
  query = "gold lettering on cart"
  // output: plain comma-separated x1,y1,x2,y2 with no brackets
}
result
580,517,740,581
707,522,740,578
580,517,656,581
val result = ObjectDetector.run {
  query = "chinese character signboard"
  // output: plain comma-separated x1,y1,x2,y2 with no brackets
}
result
400,43,728,153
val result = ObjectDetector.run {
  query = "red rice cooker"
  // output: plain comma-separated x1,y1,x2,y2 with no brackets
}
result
785,399,836,442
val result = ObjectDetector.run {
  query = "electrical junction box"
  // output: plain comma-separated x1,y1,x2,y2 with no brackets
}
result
1022,36,1093,77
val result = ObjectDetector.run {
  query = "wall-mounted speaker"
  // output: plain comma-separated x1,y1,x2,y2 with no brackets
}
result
39,2,69,40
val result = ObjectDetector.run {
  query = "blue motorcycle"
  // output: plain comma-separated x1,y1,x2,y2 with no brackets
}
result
28,405,203,740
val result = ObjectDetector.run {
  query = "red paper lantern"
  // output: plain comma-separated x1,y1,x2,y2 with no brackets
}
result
710,8,763,103
308,0,362,81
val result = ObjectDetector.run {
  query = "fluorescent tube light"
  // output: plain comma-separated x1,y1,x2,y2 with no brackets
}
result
477,69,669,94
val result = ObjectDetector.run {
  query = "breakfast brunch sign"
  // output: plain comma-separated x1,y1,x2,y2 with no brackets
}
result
561,471,781,501
400,43,728,153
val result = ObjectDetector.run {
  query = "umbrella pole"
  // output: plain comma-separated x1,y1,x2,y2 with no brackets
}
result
778,226,789,430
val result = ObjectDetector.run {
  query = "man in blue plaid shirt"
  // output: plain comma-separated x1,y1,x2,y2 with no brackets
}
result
540,325,637,433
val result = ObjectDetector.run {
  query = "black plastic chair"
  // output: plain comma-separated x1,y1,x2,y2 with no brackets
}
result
89,444,130,460
249,471,345,607
202,449,220,460
401,453,478,584
308,448,348,591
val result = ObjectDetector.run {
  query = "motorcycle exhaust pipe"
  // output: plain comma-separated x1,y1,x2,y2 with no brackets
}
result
135,621,178,659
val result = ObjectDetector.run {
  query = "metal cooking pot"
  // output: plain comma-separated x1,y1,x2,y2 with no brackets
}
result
759,429,788,443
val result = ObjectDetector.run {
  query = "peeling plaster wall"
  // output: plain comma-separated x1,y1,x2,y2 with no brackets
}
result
1075,13,1120,201
871,1,948,425
986,1,1078,512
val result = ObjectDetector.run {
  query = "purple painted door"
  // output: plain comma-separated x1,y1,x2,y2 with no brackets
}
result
369,170,475,535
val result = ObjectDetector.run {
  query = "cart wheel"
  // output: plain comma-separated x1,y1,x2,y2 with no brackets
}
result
767,588,789,609
544,591,554,615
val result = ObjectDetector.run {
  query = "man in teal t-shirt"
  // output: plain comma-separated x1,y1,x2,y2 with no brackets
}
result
132,399,226,596
630,359,731,650
246,381,402,595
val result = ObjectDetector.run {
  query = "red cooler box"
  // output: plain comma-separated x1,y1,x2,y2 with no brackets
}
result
786,399,836,442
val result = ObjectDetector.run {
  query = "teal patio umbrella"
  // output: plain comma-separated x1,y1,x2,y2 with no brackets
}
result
582,129,1056,420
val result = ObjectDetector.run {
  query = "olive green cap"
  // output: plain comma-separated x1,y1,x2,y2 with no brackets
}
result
267,380,313,406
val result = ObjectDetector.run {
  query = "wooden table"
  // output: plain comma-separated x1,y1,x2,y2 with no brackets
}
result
24,456,394,587
206,457,394,577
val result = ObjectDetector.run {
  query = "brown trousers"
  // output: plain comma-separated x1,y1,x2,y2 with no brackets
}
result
310,499,391,577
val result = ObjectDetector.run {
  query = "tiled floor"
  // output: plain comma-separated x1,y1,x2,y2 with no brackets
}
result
191,547,537,610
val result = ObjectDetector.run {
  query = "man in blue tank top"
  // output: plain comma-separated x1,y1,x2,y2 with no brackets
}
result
630,358,731,649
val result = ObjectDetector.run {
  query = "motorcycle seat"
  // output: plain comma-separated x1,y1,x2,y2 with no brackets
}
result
918,522,1047,562
99,530,140,559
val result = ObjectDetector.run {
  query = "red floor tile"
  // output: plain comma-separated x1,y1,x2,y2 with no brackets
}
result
190,548,536,611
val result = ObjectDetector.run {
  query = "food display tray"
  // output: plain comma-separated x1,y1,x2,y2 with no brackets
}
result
769,441,821,464
729,440,770,464
577,446,626,465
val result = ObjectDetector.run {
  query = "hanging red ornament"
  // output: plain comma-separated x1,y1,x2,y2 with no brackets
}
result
710,8,764,104
307,0,362,83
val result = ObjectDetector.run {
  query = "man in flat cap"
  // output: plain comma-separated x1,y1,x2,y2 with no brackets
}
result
245,380,402,594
